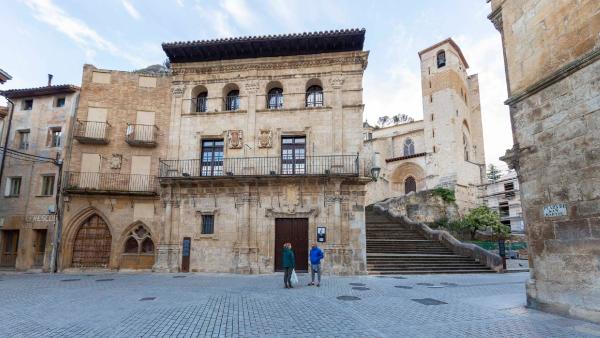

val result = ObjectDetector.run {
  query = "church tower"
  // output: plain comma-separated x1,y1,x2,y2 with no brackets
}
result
418,38,486,210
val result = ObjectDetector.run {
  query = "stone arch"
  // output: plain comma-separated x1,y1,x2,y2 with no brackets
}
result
223,83,240,111
118,221,156,270
266,80,284,109
389,162,426,195
61,206,114,270
305,78,323,91
404,176,417,194
191,84,208,113
266,80,283,93
305,78,324,107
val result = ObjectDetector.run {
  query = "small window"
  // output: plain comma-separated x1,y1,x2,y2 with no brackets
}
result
499,201,510,218
49,127,62,147
403,138,415,156
225,90,240,111
429,95,433,103
431,114,434,121
202,215,214,234
404,176,416,194
504,182,515,198
306,85,323,107
196,92,207,113
18,130,30,150
41,175,55,196
6,177,22,197
56,97,66,108
267,88,283,109
363,132,373,141
436,50,446,68
22,99,33,110
463,133,470,161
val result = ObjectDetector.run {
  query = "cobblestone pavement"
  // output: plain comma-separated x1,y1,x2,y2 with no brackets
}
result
0,271,599,337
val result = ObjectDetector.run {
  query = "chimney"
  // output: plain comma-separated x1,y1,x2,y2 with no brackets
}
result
47,74,53,86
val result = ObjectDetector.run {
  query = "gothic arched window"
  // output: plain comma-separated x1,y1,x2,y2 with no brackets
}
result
437,50,446,68
405,176,416,194
403,138,415,156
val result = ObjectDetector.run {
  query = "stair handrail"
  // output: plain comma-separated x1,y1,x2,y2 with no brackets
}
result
372,201,504,272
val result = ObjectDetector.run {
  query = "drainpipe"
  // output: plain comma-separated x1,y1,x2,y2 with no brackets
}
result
0,97,15,192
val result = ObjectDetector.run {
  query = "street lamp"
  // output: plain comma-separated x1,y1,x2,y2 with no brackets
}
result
370,152,381,181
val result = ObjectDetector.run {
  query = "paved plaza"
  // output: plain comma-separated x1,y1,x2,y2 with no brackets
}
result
0,271,598,337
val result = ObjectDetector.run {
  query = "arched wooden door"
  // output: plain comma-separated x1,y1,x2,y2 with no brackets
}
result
72,215,112,268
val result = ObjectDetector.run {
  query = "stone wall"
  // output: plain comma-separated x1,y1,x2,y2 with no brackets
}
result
489,0,600,323
378,189,459,223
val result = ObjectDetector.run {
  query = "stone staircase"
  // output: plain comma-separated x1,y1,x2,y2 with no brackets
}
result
366,207,495,274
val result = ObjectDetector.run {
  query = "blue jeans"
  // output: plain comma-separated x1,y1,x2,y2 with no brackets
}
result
311,264,321,284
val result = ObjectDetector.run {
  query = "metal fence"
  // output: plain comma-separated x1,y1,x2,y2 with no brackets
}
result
159,155,360,178
65,172,158,193
125,124,158,145
73,120,111,143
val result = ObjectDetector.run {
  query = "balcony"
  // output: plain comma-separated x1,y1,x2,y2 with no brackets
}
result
73,120,111,144
126,124,158,147
64,172,158,195
159,155,360,179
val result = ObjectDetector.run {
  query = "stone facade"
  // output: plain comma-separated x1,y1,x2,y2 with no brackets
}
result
0,85,79,271
489,0,600,323
364,39,486,213
60,65,171,271
57,30,371,275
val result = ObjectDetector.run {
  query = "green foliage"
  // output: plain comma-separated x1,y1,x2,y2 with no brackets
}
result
432,187,456,203
463,206,510,239
487,164,502,182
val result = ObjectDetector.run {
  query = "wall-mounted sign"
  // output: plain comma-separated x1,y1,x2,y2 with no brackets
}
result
543,203,568,218
317,226,326,243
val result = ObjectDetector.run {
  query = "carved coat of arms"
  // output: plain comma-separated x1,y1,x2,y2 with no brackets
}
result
228,130,243,149
258,129,272,148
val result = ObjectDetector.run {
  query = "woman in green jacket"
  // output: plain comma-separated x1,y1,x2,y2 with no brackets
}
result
282,242,295,288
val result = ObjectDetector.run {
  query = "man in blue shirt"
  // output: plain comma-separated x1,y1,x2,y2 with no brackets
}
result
308,243,324,287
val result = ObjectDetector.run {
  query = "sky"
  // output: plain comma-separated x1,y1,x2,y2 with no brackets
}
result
0,0,513,168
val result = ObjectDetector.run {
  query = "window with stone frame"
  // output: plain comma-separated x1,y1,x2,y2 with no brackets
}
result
49,127,62,147
436,50,446,68
56,97,66,108
225,90,240,111
201,214,215,234
305,85,323,107
5,177,22,197
17,130,29,150
41,175,55,196
403,138,415,156
22,99,33,110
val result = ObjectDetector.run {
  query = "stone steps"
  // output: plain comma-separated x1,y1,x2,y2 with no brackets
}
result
365,208,494,274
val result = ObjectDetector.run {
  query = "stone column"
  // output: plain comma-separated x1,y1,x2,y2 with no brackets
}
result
245,81,259,155
330,76,345,154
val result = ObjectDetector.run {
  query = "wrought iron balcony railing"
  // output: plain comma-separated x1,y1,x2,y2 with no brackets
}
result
225,96,240,111
64,172,158,194
73,120,111,144
126,123,158,147
159,155,360,178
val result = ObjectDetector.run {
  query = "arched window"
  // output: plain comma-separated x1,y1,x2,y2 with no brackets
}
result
463,133,470,161
403,138,415,156
122,225,154,255
196,92,207,112
306,85,323,107
404,176,416,194
267,87,283,109
437,50,446,68
124,237,138,253
225,89,240,111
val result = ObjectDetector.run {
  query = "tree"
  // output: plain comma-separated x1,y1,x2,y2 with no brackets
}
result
377,115,390,128
487,164,502,182
462,206,509,239
391,113,414,125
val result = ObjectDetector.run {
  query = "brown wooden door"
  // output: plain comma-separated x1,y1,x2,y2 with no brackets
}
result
274,218,308,272
181,237,191,272
72,215,112,268
0,230,19,267
33,230,47,267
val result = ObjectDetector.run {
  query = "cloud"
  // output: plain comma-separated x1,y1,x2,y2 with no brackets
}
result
175,0,184,7
193,2,236,38
22,0,150,67
220,0,260,31
121,0,141,20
